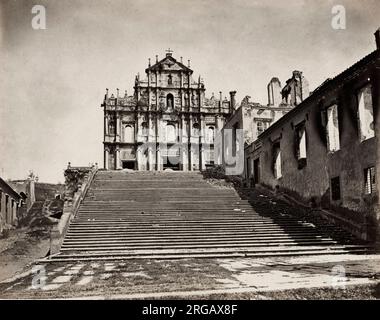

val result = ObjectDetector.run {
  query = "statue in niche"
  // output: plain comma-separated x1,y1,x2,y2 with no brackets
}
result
166,93,174,112
191,93,197,106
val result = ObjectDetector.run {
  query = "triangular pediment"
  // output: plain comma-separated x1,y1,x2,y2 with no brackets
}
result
146,55,192,73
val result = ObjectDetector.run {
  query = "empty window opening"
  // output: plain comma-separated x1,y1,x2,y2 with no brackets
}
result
326,104,340,152
357,85,375,142
273,143,282,179
253,158,260,184
232,123,239,157
364,167,376,195
331,176,341,201
296,125,307,159
257,122,264,136
246,157,251,179
257,121,270,136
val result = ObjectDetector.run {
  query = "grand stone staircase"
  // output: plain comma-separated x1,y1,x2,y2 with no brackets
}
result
49,170,369,261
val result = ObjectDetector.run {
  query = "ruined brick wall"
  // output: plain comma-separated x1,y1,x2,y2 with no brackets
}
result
248,60,378,228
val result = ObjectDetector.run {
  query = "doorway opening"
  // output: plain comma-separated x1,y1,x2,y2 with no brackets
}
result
122,161,135,170
253,158,260,184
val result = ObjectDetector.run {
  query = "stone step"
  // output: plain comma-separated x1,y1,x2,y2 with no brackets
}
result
51,244,371,258
60,240,340,251
65,227,347,235
77,207,255,212
69,220,302,226
63,230,331,237
45,248,371,262
52,171,362,260
66,225,321,232
89,187,231,190
81,200,242,203
62,235,333,243
80,200,248,204
72,218,303,224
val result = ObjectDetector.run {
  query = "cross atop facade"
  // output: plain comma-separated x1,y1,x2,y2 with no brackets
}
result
166,48,173,56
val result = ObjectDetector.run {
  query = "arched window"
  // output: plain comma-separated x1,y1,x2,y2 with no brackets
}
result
124,125,134,143
168,74,173,85
166,94,174,111
192,123,200,137
166,124,176,142
207,126,215,143
141,122,148,136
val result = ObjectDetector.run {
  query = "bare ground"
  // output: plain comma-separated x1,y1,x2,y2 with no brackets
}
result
0,228,50,282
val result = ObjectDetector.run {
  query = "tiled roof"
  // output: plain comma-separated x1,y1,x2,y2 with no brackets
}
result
0,177,22,200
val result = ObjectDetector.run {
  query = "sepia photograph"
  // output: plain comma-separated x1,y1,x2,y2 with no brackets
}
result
0,0,380,309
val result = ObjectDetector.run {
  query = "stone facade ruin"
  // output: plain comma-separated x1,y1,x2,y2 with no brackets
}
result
101,50,235,171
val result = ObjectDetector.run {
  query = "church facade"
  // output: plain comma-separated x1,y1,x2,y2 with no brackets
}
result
101,50,235,171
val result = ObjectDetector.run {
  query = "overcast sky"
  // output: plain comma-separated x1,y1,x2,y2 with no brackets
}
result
0,0,379,183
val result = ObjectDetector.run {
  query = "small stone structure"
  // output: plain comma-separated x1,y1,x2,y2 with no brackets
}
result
0,177,26,235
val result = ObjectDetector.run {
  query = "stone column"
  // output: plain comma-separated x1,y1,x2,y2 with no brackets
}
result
0,192,5,233
189,116,193,171
116,147,121,170
137,146,142,171
155,114,159,170
180,115,185,171
12,200,17,225
200,115,206,170
147,70,151,111
7,196,12,224
147,145,152,171
148,114,153,171
105,114,109,136
116,114,121,142
104,148,109,170
136,114,140,143
200,147,206,170
156,146,161,171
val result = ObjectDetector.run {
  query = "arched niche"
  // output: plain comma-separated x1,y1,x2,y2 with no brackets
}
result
124,124,135,143
166,123,176,142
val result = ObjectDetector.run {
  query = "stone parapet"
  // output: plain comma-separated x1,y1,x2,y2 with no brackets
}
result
49,164,98,256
